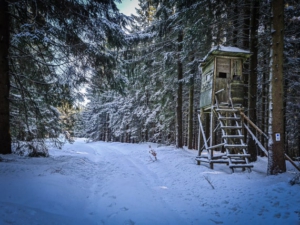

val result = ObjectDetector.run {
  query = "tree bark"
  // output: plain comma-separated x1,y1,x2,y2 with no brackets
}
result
242,0,250,156
267,0,286,174
261,70,268,156
188,75,194,149
176,30,183,148
242,0,250,49
247,0,259,161
232,0,239,46
0,0,11,154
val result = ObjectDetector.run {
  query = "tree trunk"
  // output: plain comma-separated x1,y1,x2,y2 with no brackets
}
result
232,0,239,46
0,0,11,154
267,0,286,174
242,0,250,49
242,0,251,157
176,30,183,148
261,70,268,156
247,0,259,161
188,75,194,149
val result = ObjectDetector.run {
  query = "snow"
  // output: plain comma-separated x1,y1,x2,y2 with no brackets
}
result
212,45,250,54
201,45,251,63
0,138,299,225
291,16,300,21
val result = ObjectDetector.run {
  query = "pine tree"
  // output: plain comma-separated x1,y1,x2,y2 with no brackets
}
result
1,0,128,154
248,0,260,161
284,1,300,159
267,0,286,174
0,0,11,154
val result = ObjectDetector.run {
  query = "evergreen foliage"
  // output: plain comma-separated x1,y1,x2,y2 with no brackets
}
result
82,0,300,167
1,0,129,155
1,0,299,168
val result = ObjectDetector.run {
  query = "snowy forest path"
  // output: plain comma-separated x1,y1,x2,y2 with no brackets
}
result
1,139,299,225
75,140,185,225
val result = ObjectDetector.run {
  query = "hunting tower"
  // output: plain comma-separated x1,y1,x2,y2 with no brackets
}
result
196,46,252,172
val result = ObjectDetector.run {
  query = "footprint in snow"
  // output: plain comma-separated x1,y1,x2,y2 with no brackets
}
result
272,201,280,207
123,219,135,225
209,219,223,224
283,212,290,219
107,212,118,218
274,213,281,218
108,203,116,207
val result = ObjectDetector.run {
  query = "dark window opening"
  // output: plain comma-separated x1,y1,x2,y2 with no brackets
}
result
218,72,227,78
233,75,241,81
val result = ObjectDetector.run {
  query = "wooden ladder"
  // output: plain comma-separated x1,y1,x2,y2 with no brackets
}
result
196,89,253,172
215,92,253,172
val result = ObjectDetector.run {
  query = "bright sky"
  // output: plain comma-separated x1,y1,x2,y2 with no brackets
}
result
116,0,139,16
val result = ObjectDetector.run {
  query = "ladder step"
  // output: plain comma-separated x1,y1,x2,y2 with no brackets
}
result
222,135,244,138
221,126,242,129
216,108,238,112
210,160,229,164
195,158,229,164
224,144,247,149
195,158,209,163
218,117,241,120
229,164,254,168
212,155,227,159
208,143,225,149
219,102,229,106
227,153,251,157
229,160,249,163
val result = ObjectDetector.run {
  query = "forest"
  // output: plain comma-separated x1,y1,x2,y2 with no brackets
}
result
0,0,299,175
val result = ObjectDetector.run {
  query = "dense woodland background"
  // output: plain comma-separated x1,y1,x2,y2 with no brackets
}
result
0,0,299,166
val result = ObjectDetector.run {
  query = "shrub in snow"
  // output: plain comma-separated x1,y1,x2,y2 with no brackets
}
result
27,142,49,157
13,141,49,157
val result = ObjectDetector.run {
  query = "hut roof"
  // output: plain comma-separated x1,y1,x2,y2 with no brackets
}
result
200,45,252,67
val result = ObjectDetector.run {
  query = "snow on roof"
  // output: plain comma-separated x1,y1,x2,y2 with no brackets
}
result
213,45,250,53
201,45,251,65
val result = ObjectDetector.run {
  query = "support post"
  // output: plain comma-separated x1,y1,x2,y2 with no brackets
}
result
210,107,215,169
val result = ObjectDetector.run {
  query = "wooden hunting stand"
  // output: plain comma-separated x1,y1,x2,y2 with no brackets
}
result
196,46,253,172
196,46,300,173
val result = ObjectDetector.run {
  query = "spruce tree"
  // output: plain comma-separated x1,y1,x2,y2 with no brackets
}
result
267,0,286,174
1,0,128,154
0,0,11,154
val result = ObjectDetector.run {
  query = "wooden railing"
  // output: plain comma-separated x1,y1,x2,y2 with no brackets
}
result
240,111,300,172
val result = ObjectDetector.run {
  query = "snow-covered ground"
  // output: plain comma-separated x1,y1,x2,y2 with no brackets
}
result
0,138,299,225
